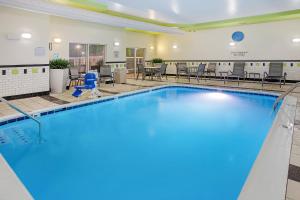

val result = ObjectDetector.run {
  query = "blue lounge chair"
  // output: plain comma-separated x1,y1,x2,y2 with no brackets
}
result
72,73,101,98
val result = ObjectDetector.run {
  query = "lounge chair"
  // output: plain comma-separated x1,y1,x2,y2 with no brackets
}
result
136,64,152,80
262,63,287,88
72,73,101,98
99,65,114,86
68,67,84,88
205,63,217,78
188,63,206,82
220,62,247,85
154,63,168,80
176,63,188,79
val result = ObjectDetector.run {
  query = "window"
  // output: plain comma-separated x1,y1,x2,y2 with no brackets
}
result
69,43,105,73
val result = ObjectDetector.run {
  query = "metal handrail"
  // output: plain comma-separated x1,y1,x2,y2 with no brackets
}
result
273,82,300,110
0,97,42,143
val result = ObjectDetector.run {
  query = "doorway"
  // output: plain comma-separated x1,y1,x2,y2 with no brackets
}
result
126,48,146,77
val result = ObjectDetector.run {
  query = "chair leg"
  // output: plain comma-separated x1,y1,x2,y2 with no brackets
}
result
68,80,72,89
279,79,282,88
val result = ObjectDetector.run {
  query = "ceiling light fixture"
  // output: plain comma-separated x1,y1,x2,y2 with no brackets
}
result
292,38,300,43
114,41,120,46
227,0,237,15
150,46,154,50
172,44,178,49
171,0,180,14
149,9,156,20
21,33,32,39
229,42,236,46
53,38,62,43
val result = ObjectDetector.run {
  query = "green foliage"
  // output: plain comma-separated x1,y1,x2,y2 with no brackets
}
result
49,59,70,69
152,58,163,63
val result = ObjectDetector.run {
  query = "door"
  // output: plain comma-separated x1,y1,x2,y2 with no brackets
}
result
126,48,146,77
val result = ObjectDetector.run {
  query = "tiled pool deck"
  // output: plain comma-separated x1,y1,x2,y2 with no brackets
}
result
0,76,300,199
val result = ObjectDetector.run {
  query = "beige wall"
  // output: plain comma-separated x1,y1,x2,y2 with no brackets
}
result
0,6,156,66
156,19,300,60
0,6,49,65
49,16,156,62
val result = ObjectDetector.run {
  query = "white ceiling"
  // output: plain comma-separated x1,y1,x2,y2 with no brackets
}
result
102,0,300,23
0,0,182,34
1,0,300,33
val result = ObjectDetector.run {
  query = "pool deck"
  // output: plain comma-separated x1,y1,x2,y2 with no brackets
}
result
0,76,300,200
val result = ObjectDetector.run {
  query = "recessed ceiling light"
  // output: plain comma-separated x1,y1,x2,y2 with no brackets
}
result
21,33,32,39
53,38,62,43
229,42,236,46
292,38,300,43
149,9,156,20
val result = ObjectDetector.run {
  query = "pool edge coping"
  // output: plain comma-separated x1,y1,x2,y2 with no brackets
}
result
238,94,297,200
0,154,33,200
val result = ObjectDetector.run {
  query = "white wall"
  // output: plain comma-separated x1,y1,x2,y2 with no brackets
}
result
0,6,49,65
49,16,156,62
156,19,300,60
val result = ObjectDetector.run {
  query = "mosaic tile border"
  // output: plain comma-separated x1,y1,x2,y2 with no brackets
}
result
0,84,279,127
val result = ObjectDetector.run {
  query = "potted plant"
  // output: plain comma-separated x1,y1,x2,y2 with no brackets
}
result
49,59,70,93
152,58,163,67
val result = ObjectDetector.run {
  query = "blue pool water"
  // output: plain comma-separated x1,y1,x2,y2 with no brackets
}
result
0,87,278,200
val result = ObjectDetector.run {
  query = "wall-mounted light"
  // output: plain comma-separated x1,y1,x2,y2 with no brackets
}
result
292,38,300,43
172,44,178,49
114,41,120,46
21,33,32,39
53,38,62,43
229,42,236,46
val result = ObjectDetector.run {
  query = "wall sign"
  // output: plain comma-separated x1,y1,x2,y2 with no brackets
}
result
34,47,46,56
232,31,245,42
113,51,119,58
231,51,248,57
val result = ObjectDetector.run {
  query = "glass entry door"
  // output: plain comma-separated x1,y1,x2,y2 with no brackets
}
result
69,43,105,73
89,44,105,71
126,48,145,76
69,43,88,74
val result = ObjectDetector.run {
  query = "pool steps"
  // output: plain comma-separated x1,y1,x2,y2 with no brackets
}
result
0,97,42,143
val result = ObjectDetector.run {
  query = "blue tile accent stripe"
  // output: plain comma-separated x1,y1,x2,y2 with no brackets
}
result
0,85,279,127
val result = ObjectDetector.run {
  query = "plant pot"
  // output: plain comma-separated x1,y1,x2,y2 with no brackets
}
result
50,68,69,93
153,63,162,67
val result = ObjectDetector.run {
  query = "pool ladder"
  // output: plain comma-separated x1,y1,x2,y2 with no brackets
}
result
273,82,300,110
0,97,42,144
